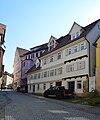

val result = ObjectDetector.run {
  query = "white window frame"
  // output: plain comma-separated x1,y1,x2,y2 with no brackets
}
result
50,70,54,76
44,59,47,65
68,48,71,55
80,43,84,50
57,52,61,60
58,67,62,75
50,56,53,62
74,46,77,53
44,71,47,77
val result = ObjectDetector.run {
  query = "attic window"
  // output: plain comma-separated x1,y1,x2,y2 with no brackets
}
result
71,31,80,40
76,32,79,37
72,34,75,40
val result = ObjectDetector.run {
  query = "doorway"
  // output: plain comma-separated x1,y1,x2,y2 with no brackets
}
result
33,85,35,93
68,81,75,93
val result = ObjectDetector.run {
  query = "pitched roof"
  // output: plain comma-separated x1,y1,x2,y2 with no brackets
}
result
26,65,41,74
41,19,100,57
24,43,48,55
17,47,29,57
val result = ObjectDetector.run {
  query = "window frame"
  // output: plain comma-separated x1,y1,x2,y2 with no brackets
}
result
77,80,82,89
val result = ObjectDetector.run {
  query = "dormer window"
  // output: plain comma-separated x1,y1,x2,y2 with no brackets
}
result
69,22,82,40
48,36,57,51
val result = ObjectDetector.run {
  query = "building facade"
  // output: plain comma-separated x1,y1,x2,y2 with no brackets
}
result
95,37,100,92
20,43,48,92
2,71,13,88
0,23,6,88
27,19,100,95
13,47,29,90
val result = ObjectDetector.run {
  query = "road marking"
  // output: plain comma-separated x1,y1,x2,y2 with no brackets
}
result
35,100,46,102
4,115,15,120
36,96,45,99
48,110,69,114
64,117,89,120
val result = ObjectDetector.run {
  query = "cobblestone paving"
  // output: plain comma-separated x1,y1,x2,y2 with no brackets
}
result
1,91,100,120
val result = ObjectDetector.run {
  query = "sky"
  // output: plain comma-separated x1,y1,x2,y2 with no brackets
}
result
0,0,100,73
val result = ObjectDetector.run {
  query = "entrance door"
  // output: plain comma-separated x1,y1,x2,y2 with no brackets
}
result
68,81,75,93
33,85,35,93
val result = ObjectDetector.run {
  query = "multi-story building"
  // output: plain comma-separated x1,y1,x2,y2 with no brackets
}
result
13,42,48,92
27,19,100,95
2,71,13,88
94,37,100,92
20,42,48,92
0,23,6,77
0,23,6,88
13,47,29,90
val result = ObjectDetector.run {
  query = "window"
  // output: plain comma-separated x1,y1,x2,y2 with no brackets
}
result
34,74,37,79
40,51,42,56
50,83,53,87
68,49,71,55
50,56,53,62
72,34,75,39
32,53,34,58
55,69,57,75
38,73,41,79
44,71,47,77
30,75,33,80
50,70,54,76
43,83,46,90
57,52,61,59
26,56,27,59
81,43,84,50
28,55,30,59
22,62,25,67
65,49,68,56
48,71,49,77
41,72,43,78
77,81,82,89
66,64,74,72
74,46,77,53
76,32,80,38
36,53,38,57
44,59,46,65
37,84,39,90
77,61,85,70
58,67,62,75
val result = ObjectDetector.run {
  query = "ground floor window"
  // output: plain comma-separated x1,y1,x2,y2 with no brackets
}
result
37,84,39,90
43,83,46,90
50,83,53,87
77,80,82,89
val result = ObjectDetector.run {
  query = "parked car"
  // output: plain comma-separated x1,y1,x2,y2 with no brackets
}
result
44,86,74,99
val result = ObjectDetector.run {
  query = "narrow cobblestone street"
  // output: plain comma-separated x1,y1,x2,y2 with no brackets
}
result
0,91,100,120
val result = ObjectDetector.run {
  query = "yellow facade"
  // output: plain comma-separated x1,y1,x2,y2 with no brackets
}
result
96,38,100,67
96,37,100,92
